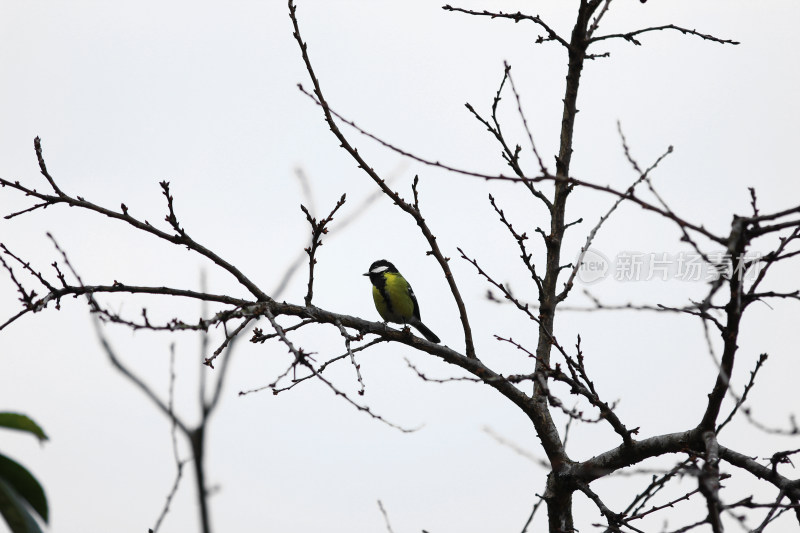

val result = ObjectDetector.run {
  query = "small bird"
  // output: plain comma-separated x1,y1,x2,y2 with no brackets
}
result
363,259,441,343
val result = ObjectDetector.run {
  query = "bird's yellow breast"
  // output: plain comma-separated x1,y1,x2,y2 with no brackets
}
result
372,272,415,323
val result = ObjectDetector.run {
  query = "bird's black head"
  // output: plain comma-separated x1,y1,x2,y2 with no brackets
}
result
364,259,399,278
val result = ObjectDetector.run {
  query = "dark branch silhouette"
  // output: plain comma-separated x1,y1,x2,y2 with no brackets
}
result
0,1,796,531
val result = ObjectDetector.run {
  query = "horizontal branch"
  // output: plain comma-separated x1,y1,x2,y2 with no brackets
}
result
590,24,740,46
575,429,700,482
2,270,542,426
0,283,249,331
442,5,570,48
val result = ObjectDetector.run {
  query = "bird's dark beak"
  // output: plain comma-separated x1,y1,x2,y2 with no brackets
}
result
362,272,370,277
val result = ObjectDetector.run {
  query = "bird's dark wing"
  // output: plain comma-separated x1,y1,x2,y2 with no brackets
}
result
407,284,422,321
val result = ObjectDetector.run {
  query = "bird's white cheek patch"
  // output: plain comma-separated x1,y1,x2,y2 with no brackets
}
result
371,266,389,274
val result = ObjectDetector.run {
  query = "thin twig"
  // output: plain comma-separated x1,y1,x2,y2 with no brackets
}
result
151,344,187,533
377,500,395,533
302,194,346,307
590,24,739,46
441,5,570,48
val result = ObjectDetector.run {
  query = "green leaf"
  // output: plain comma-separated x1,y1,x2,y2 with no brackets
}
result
0,453,48,523
0,476,44,533
0,414,48,443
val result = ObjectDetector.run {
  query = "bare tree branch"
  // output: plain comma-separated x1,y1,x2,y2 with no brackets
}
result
441,5,570,48
302,194,346,307
289,0,477,357
590,24,740,46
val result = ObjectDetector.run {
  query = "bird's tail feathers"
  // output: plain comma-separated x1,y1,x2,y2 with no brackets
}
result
410,319,440,344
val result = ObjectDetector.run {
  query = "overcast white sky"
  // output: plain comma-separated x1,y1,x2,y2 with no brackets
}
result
2,1,799,532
